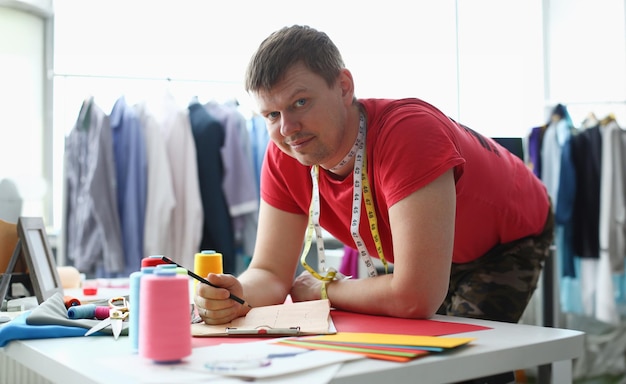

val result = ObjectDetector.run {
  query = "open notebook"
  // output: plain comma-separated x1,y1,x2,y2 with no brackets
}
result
191,299,335,337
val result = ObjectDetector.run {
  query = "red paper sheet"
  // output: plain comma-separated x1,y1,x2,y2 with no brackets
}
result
330,310,491,336
192,309,490,348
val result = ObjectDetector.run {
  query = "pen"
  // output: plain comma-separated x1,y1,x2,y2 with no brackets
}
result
160,256,252,308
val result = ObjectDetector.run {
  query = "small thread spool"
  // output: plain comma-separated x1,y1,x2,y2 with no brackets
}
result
94,306,110,320
67,304,110,320
142,255,168,268
63,296,81,309
129,266,156,353
156,264,176,272
139,268,191,363
155,264,187,275
194,250,223,290
129,271,142,352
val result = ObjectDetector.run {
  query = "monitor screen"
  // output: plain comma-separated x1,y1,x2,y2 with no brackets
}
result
27,229,56,293
17,217,63,303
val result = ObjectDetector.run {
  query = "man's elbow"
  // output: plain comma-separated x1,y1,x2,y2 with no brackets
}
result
387,294,444,319
395,305,439,319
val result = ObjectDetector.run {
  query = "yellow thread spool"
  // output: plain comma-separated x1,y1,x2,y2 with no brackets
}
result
193,250,223,290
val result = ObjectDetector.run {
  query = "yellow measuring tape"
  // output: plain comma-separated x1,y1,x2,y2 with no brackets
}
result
300,113,388,285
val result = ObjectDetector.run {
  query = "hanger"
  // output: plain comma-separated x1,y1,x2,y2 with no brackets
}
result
189,95,200,106
581,112,599,129
78,96,94,131
600,113,616,126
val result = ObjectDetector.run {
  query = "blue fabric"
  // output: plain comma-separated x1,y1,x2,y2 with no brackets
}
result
556,222,576,279
555,134,576,225
247,115,269,198
560,258,584,315
110,96,147,276
528,126,544,178
0,292,127,347
0,311,88,347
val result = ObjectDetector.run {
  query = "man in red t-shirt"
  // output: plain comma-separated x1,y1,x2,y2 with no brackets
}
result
194,25,553,326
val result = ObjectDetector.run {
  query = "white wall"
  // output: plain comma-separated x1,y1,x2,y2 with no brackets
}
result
52,0,461,119
545,0,626,125
457,0,545,137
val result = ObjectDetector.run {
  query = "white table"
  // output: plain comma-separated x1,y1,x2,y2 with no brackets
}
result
332,316,583,383
0,314,584,384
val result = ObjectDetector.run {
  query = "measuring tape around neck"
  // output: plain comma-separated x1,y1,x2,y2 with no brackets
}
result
300,112,389,282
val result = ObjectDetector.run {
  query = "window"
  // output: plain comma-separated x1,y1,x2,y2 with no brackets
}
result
0,1,52,223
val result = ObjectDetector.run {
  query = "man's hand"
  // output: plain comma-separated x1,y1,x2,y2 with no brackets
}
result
193,274,250,324
289,270,324,302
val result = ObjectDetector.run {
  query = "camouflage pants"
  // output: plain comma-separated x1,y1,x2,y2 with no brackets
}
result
437,205,555,323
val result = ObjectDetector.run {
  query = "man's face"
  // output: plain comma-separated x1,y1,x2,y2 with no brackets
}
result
252,62,353,169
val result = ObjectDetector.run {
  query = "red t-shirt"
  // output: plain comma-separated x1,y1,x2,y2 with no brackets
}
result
261,98,550,263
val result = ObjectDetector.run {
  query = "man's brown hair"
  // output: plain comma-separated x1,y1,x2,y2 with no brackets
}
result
245,25,345,93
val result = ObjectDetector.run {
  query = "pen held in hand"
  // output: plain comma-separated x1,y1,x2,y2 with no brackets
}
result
160,256,252,308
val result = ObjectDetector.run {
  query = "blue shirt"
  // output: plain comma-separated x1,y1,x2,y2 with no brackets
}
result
110,96,147,275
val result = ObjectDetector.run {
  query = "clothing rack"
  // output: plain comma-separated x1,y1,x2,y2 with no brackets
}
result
545,100,626,105
54,72,242,85
61,91,265,278
532,109,626,327
53,72,255,119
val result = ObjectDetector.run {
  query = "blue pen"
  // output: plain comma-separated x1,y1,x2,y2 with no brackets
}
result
205,358,271,371
267,350,311,358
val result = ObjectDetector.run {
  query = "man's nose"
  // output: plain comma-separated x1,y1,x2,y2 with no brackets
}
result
280,113,300,137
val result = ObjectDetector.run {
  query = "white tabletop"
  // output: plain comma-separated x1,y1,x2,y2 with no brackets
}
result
332,316,583,383
0,314,584,384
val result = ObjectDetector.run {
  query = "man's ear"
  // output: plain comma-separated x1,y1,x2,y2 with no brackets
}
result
337,68,355,103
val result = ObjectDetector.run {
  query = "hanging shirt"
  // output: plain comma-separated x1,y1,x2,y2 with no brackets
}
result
133,102,176,258
204,101,258,218
527,126,545,178
188,101,236,274
64,97,124,274
248,115,270,196
599,120,626,273
571,124,602,259
204,101,259,259
110,96,147,275
151,92,203,269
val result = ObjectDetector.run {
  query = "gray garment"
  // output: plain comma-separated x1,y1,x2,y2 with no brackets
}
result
599,120,626,273
64,98,124,274
26,292,128,336
204,101,259,257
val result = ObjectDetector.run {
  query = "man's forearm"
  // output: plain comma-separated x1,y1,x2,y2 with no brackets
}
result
239,267,291,307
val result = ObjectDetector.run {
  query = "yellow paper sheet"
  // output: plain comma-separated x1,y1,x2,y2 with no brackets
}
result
306,332,475,348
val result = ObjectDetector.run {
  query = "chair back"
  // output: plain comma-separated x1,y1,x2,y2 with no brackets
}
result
0,219,26,274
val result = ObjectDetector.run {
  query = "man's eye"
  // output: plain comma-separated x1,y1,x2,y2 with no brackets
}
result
267,111,280,120
295,99,306,107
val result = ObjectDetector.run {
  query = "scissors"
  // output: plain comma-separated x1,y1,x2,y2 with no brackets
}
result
84,296,129,340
